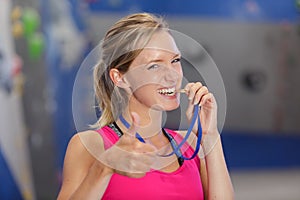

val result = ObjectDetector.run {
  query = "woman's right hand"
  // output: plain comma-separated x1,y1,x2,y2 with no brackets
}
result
100,112,157,178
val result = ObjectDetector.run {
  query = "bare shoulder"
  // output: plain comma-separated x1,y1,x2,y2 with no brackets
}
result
66,130,105,164
57,130,105,199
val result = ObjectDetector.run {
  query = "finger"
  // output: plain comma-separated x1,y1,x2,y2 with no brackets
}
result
200,92,214,106
145,143,157,152
137,143,157,152
137,162,152,172
187,82,202,101
127,112,140,137
127,172,147,178
127,157,152,173
185,83,197,118
132,152,156,167
193,86,209,105
184,83,193,98
116,167,146,178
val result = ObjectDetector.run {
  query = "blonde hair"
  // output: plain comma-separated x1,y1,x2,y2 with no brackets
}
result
93,13,169,128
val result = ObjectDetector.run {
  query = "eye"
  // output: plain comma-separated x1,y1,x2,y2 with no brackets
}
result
147,64,160,70
171,57,181,64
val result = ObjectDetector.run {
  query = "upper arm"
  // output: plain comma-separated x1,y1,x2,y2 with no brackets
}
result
57,130,105,200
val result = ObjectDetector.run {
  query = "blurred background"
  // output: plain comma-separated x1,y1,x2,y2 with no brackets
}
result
1,0,300,199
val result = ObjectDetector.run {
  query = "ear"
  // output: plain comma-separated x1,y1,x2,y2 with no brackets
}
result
109,68,130,88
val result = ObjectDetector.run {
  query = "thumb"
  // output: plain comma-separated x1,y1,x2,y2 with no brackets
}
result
127,112,140,136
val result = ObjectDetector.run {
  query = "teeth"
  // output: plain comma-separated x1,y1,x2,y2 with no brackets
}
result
158,87,176,96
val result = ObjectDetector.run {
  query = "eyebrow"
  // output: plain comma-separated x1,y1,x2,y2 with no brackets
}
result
145,53,181,65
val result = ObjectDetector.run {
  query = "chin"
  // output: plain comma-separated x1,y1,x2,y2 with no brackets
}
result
150,103,178,111
165,104,180,111
155,101,180,111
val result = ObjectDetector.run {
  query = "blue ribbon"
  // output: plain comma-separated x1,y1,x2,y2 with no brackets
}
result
119,115,146,143
119,105,202,160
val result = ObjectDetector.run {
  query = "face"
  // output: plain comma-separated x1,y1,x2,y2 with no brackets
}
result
124,31,183,111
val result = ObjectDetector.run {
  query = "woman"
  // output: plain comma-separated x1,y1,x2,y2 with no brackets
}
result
57,13,234,199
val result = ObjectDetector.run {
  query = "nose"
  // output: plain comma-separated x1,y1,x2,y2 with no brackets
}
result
163,66,181,84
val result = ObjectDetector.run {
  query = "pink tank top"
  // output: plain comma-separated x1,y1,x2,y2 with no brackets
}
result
97,126,204,200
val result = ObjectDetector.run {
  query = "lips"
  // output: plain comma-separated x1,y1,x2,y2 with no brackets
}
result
157,87,176,96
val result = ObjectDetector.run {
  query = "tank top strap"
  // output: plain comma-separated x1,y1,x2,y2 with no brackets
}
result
95,126,119,150
165,129,200,169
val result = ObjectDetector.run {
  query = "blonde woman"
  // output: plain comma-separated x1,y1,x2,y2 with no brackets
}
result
57,13,234,200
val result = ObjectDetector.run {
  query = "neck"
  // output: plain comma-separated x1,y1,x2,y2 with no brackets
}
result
116,97,163,139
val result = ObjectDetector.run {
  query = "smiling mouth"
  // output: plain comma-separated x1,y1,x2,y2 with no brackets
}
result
157,87,176,96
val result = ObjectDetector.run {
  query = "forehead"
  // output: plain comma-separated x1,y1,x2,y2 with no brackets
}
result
132,31,180,65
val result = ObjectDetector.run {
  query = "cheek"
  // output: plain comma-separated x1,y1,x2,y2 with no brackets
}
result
179,70,183,81
132,85,156,103
177,66,183,82
127,73,161,91
175,64,183,76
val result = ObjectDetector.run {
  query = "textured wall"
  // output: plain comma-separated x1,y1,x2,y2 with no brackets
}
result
87,14,300,133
